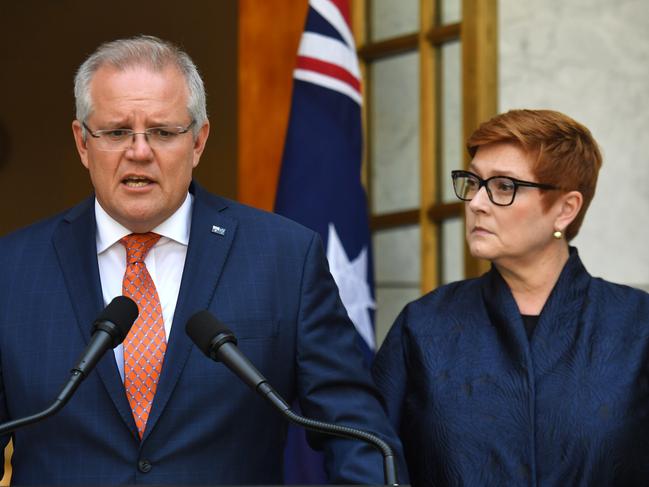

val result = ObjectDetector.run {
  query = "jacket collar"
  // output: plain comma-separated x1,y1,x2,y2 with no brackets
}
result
481,247,591,362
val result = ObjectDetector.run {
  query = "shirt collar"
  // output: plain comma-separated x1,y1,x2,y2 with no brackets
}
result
95,193,193,254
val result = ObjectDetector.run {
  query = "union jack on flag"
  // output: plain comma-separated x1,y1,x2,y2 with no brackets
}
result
275,0,375,483
293,0,362,105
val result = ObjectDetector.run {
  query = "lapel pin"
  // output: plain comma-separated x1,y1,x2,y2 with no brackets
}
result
211,225,226,236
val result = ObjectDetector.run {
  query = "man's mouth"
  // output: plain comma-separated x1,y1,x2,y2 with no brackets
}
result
123,176,152,188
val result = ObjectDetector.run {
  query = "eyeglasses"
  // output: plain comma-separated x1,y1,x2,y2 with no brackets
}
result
451,169,559,206
82,120,195,151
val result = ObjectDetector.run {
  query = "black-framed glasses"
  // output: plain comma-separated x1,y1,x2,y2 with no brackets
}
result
82,120,195,151
451,170,559,206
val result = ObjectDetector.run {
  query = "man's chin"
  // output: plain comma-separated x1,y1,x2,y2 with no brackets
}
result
112,207,163,233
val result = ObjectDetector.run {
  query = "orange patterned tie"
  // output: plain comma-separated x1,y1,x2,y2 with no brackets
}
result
120,232,166,438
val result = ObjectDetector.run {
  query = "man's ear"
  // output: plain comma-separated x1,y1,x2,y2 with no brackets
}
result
72,120,90,169
191,120,210,169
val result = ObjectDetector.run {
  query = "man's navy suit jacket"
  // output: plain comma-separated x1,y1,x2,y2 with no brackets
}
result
0,183,405,485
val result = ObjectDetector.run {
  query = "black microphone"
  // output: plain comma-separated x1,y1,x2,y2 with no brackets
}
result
186,310,399,486
0,296,138,436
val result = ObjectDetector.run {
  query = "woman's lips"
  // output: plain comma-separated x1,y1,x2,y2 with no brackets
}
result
472,226,493,235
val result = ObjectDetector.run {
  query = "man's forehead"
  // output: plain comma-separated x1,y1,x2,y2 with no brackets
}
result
87,64,190,122
89,64,189,101
91,62,183,83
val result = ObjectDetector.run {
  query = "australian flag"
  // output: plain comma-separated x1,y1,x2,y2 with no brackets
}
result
274,0,376,483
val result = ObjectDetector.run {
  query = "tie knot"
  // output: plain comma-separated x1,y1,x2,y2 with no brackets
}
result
120,232,161,265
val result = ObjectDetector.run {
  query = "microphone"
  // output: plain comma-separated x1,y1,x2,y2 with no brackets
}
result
186,310,399,486
0,296,138,436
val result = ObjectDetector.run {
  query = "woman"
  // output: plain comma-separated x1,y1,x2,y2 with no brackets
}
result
373,109,649,486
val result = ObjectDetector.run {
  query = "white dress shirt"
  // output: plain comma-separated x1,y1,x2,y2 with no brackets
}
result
95,193,193,381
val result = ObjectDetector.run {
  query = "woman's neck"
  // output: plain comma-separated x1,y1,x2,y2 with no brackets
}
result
494,244,570,315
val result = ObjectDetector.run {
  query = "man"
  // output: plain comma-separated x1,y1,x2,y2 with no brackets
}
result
0,36,405,485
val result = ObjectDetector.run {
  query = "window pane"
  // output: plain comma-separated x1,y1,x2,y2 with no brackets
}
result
439,40,462,203
373,225,421,283
371,52,420,214
441,217,465,284
439,0,462,25
373,225,421,347
370,0,419,42
375,287,421,347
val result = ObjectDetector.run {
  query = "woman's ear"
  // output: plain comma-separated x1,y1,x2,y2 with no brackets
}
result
554,190,583,232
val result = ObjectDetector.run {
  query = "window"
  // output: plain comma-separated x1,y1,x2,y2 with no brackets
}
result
352,0,497,343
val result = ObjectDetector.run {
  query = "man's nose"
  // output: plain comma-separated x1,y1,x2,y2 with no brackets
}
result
127,132,154,159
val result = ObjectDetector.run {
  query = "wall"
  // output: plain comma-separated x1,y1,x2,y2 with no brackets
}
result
237,0,307,211
500,0,649,287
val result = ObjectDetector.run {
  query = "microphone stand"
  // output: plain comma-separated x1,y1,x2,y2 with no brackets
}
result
0,370,84,436
258,382,399,486
0,296,138,436
187,313,401,486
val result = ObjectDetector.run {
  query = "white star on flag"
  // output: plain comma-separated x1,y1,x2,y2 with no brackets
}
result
326,223,376,350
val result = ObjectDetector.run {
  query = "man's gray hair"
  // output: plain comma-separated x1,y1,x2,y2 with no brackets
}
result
74,35,207,137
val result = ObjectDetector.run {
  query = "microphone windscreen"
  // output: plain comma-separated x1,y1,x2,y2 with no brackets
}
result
186,310,232,356
96,296,139,343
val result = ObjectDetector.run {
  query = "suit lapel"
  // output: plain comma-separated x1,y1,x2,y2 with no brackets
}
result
52,197,139,439
143,184,238,441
